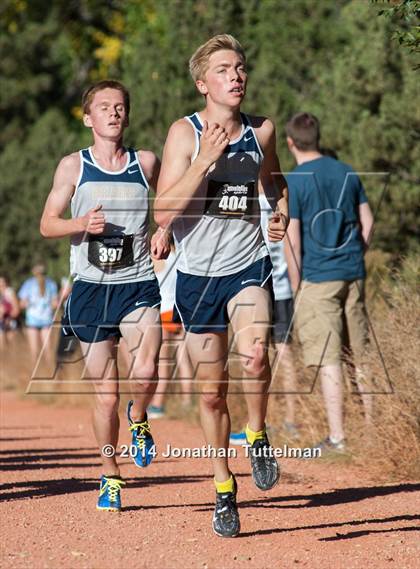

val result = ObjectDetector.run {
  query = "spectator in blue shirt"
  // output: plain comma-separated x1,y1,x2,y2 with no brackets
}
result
19,263,58,365
284,112,374,454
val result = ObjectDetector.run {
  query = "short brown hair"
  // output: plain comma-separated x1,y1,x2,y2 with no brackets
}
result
189,34,246,82
82,80,130,115
285,112,320,151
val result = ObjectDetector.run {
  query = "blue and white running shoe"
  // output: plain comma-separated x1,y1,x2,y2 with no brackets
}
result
147,405,166,419
229,431,248,446
127,400,156,467
97,475,125,511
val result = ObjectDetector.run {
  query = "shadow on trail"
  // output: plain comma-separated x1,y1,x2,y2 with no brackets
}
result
0,435,82,442
0,462,102,471
241,482,420,510
238,513,420,538
0,447,100,472
193,482,420,514
0,474,213,502
319,524,420,541
0,447,97,455
0,447,175,471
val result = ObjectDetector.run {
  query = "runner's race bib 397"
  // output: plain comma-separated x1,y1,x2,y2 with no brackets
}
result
88,234,134,270
205,179,256,219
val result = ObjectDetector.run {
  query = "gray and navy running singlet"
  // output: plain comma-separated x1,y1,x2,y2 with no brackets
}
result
70,147,154,284
172,112,268,277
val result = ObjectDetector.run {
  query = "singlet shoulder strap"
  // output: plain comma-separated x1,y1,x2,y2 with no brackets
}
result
127,147,138,168
184,113,201,162
74,149,89,192
185,112,202,133
240,112,250,127
81,148,94,165
241,114,264,159
129,147,150,190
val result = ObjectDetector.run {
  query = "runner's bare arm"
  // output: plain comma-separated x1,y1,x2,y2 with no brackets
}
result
139,150,171,259
150,226,171,260
359,201,374,251
40,153,105,238
154,119,229,227
138,150,161,192
284,218,301,293
255,118,289,242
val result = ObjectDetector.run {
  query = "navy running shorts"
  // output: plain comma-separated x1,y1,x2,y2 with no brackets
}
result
62,279,161,343
174,256,273,334
272,298,294,344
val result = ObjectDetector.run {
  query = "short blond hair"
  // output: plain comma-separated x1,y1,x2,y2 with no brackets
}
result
189,34,246,82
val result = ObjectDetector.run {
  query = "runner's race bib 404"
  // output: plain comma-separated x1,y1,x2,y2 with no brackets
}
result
205,179,256,219
88,234,134,270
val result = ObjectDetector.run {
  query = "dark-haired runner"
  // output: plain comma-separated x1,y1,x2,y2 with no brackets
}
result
41,80,169,510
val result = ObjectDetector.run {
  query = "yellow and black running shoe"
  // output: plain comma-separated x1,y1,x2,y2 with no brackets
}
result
247,433,280,491
212,476,240,538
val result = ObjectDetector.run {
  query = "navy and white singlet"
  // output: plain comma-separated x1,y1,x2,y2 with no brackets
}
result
70,147,154,284
172,112,268,277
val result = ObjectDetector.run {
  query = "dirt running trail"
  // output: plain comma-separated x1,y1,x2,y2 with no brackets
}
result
0,392,419,569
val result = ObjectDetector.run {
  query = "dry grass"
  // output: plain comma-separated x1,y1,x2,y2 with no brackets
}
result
350,256,420,480
225,253,420,480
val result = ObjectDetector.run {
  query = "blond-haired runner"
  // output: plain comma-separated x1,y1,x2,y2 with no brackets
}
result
155,35,289,537
40,80,169,511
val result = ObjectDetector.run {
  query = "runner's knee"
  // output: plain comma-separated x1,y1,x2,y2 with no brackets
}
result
130,359,157,384
200,389,227,411
95,393,120,417
242,343,269,377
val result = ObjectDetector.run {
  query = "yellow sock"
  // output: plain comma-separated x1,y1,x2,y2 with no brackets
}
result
245,424,265,445
214,475,234,494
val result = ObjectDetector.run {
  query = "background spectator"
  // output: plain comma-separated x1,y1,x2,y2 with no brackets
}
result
284,112,374,454
0,275,20,346
18,263,58,365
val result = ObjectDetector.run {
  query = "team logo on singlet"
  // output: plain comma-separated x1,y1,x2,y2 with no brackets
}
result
205,179,256,219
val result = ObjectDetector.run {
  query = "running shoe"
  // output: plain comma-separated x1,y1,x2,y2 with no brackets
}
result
127,400,156,467
147,405,166,419
212,476,240,538
229,430,248,446
96,475,125,511
247,431,280,491
310,436,346,457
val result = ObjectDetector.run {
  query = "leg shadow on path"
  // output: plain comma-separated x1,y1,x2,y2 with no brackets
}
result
0,474,213,502
319,524,420,541
239,483,420,510
238,513,420,538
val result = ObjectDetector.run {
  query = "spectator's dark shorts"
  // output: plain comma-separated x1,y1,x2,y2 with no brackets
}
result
62,279,161,343
272,298,294,344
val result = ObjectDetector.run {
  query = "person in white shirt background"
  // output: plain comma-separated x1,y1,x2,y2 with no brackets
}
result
230,188,299,444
